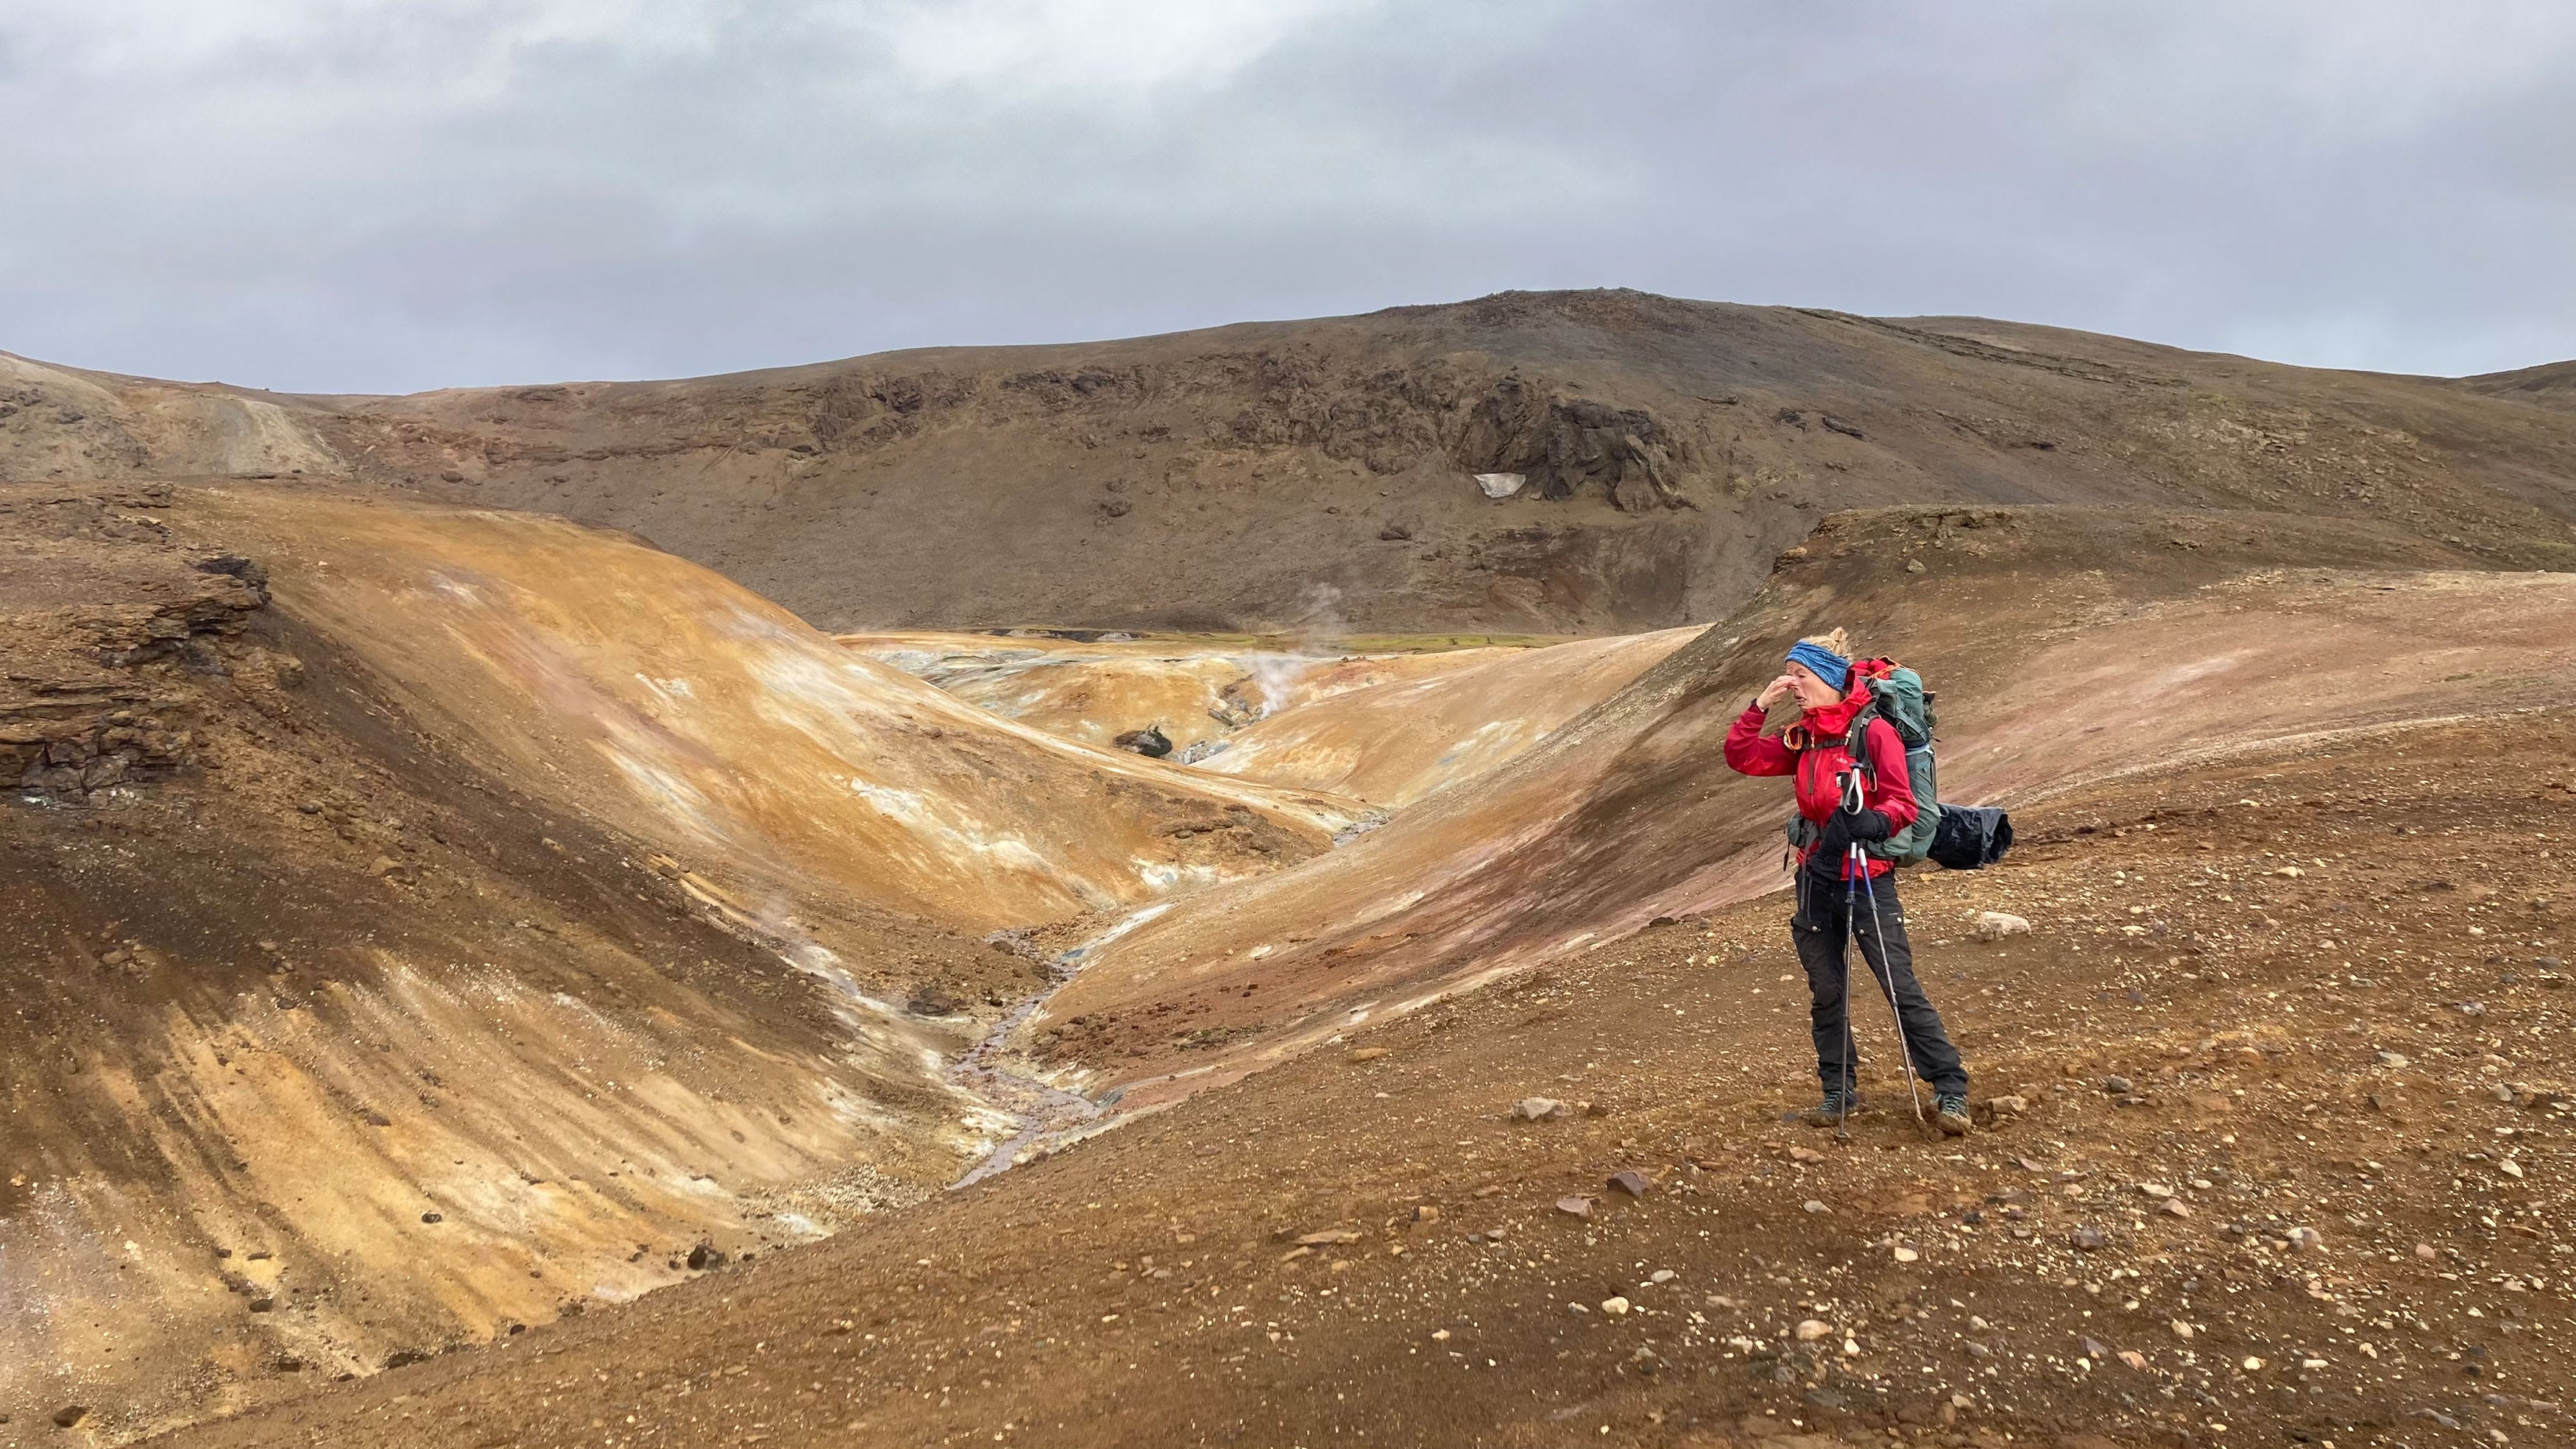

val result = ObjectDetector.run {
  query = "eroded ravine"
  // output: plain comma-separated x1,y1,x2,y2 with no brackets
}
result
877,628,1717,1187
941,910,1167,1188
0,483,1417,1443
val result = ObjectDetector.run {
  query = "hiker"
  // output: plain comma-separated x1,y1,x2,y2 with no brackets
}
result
1723,628,1972,1136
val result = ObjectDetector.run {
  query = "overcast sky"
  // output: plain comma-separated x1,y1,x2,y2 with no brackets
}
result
5,1,2571,394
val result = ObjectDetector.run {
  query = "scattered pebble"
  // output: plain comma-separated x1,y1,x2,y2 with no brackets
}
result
1971,911,2032,942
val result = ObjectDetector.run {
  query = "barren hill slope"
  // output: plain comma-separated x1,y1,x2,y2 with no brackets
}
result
841,627,1703,807
1025,506,2576,1111
160,690,2576,1449
835,631,1533,757
2458,358,2576,414
0,480,1360,1442
18,485,2572,1449
10,292,2576,634
0,352,342,480
184,487,1359,933
1190,626,1705,807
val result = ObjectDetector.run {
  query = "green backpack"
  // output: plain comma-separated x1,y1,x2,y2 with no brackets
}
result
1785,659,1943,865
1852,663,1942,863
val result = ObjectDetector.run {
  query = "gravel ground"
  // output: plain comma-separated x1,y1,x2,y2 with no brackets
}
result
151,709,2576,1449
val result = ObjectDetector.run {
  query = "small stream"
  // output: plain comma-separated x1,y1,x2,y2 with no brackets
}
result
945,973,1100,1188
945,901,1170,1187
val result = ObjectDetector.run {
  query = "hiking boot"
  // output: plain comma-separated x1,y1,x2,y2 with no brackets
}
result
1800,1089,1858,1128
1935,1091,1973,1136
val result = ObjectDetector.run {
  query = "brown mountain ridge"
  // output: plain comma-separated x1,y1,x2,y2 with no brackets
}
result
7,290,2574,636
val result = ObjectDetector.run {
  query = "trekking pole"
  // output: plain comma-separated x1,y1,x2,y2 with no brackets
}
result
1835,774,1863,1138
1853,842,1928,1124
1829,870,1853,1141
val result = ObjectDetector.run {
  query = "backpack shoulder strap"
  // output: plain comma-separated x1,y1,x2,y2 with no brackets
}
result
1840,703,1880,784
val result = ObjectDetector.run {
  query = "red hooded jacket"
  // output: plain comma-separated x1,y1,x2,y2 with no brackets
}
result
1722,669,1918,879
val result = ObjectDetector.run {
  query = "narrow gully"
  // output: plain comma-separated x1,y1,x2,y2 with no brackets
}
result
946,901,1173,1187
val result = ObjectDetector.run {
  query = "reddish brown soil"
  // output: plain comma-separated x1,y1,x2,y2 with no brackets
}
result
154,714,2576,1449
1027,506,2573,1110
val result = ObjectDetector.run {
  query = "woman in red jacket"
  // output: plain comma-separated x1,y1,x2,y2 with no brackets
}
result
1724,628,1972,1135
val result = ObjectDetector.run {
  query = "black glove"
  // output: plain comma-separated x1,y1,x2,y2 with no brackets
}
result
1816,807,1893,858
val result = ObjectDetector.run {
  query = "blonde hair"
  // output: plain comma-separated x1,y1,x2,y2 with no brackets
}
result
1800,627,1852,657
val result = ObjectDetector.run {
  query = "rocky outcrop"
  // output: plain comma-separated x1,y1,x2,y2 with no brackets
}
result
1,493,271,798
1,698,201,798
1450,377,1693,512
13,291,2576,637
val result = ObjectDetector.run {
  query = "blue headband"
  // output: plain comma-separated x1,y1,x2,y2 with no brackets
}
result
1784,640,1852,692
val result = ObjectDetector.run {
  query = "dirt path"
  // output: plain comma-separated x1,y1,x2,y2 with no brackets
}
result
157,712,2576,1449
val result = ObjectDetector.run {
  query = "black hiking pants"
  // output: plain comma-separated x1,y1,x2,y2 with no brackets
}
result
1792,866,1968,1099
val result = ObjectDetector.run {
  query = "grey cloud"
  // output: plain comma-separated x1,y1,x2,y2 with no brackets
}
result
2,0,2569,392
